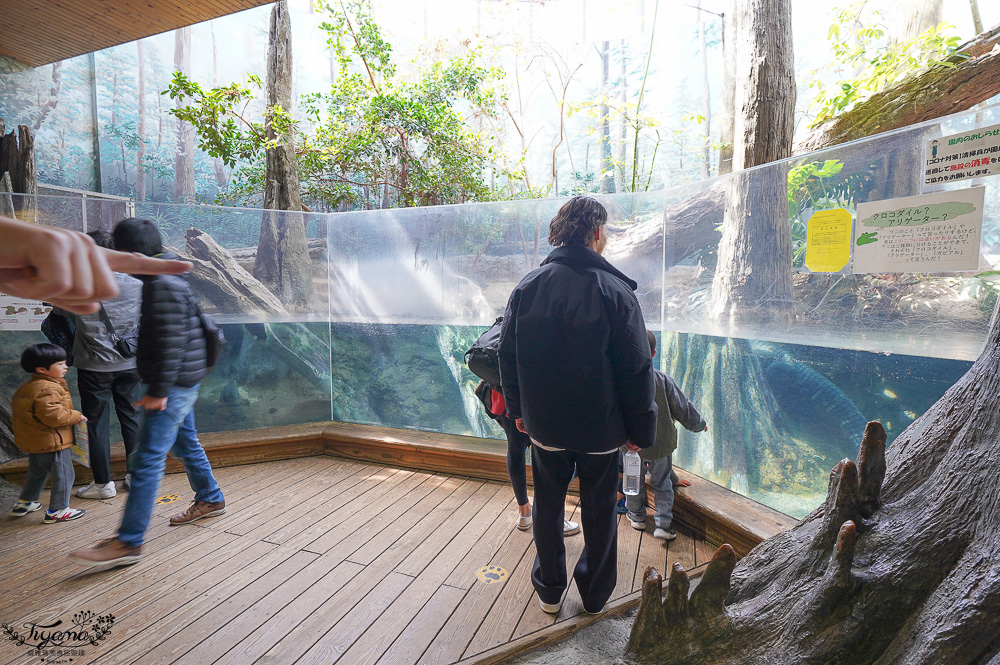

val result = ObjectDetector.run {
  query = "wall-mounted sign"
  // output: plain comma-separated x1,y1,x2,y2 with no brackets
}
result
853,187,984,274
0,296,50,331
925,124,1000,187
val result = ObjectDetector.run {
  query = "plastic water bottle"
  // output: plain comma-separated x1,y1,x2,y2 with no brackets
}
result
622,450,642,496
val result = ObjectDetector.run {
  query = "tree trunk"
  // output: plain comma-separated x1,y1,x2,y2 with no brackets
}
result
617,39,628,193
626,293,1000,665
887,0,943,46
253,0,313,308
173,26,196,203
136,39,147,202
717,0,735,176
698,0,712,180
599,41,614,194
797,24,1000,153
0,121,37,222
709,0,795,324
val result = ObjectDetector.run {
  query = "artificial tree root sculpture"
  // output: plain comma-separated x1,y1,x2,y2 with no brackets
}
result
625,304,1000,665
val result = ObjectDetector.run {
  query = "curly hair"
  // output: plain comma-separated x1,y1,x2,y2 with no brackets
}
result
547,196,608,247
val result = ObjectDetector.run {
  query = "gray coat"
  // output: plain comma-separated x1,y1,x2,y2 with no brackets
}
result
57,272,142,372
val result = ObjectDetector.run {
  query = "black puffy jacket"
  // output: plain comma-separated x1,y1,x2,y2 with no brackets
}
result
498,244,656,453
135,251,208,397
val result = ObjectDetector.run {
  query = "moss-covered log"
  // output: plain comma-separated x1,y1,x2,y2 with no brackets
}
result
798,23,1000,153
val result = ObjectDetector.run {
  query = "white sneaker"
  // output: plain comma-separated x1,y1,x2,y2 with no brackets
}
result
517,513,532,530
537,593,562,615
563,519,580,535
653,526,678,541
76,481,116,499
627,514,646,530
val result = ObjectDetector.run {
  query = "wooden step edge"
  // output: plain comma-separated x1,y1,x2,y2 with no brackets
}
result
453,561,710,665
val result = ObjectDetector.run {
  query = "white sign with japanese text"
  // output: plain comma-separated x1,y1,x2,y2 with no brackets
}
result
0,295,50,331
924,124,1000,187
853,187,984,274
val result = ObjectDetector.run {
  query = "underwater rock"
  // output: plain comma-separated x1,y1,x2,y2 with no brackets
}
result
764,359,868,460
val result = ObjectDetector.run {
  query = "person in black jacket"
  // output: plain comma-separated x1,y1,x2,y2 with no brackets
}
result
70,218,226,567
498,195,656,615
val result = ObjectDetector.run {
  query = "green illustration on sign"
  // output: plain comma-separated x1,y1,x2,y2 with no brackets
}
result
856,231,879,246
860,202,977,228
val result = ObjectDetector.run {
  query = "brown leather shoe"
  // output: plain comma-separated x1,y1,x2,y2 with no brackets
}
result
169,500,226,525
68,537,143,567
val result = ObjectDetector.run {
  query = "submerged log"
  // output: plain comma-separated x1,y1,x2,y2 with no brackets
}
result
625,297,1000,665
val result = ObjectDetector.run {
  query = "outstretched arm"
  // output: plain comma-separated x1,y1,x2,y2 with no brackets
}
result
0,216,191,314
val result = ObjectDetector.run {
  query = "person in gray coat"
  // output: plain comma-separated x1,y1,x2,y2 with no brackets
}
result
59,231,143,499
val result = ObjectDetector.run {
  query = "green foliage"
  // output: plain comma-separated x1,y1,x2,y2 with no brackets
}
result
165,0,513,210
164,73,291,169
787,159,879,267
807,4,964,127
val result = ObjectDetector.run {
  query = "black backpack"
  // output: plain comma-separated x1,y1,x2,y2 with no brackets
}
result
465,317,503,389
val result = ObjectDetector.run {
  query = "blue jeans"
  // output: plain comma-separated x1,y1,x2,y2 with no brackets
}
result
625,455,675,530
117,384,224,547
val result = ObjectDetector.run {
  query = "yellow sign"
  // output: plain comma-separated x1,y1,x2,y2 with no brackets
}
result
805,208,853,273
475,565,508,585
155,494,180,505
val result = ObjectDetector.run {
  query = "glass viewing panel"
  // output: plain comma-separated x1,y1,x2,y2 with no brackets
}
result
3,102,998,517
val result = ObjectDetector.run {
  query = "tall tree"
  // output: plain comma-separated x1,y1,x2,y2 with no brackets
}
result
598,40,615,194
136,39,146,202
717,0,735,176
709,0,795,323
173,26,196,203
253,0,313,307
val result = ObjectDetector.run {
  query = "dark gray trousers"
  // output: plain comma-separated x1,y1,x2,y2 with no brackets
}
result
19,448,75,512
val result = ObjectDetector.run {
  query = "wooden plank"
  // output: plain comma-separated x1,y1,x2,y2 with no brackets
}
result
375,584,468,665
209,560,365,665
12,540,284,665
151,548,351,664
462,542,536,657
294,572,414,665
614,513,644,599
0,527,241,662
335,483,505,665
442,495,519,590
258,464,391,544
695,535,718,567
668,528,698,573
633,530,669,593
122,549,319,665
300,470,440,554
394,481,505,577
344,476,470,564
273,467,418,551
418,526,535,665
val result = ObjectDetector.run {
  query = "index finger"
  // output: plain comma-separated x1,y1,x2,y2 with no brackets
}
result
102,248,192,276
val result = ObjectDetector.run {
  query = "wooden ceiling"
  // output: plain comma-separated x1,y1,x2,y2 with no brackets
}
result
0,0,277,67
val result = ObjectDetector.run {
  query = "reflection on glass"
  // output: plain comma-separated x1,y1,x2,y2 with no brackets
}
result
3,102,999,517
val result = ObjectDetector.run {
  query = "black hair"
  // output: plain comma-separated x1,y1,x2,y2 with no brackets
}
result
547,196,608,247
112,218,163,257
88,230,115,250
21,343,67,373
647,330,656,356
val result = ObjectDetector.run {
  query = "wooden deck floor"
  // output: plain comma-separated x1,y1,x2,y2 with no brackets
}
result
0,456,714,665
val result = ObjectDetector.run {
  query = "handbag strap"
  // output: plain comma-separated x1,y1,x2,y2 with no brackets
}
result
97,303,121,342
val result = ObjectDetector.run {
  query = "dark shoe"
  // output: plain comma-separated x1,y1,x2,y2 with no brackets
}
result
69,537,143,567
169,500,226,525
615,498,628,515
